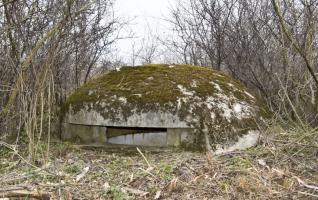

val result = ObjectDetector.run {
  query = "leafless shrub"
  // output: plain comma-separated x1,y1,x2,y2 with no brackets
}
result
165,0,318,125
0,0,125,162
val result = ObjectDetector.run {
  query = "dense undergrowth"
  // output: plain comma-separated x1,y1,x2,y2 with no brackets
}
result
0,120,317,199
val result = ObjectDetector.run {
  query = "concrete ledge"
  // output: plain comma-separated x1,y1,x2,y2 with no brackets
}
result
62,123,107,144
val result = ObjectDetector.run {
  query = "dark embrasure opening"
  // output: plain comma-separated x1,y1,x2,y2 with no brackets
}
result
106,126,168,146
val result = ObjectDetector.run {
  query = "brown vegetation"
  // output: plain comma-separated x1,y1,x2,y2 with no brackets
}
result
0,0,317,199
0,122,317,199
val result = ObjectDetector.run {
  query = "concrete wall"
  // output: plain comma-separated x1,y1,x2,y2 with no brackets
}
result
62,123,107,144
167,128,196,148
66,108,190,128
62,122,196,148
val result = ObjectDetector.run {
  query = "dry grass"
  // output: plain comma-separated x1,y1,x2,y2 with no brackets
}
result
0,123,317,199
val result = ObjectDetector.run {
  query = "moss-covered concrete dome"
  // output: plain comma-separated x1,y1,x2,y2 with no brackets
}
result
61,64,268,151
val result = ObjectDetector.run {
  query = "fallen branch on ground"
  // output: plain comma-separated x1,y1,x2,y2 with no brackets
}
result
0,189,50,200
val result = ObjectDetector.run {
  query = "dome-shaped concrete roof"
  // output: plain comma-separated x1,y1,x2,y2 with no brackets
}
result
62,64,268,149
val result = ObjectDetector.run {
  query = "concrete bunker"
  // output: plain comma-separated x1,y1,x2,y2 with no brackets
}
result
61,64,269,151
62,115,196,148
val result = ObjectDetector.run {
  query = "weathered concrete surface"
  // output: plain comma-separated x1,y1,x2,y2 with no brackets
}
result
62,123,107,144
167,128,196,148
214,130,260,155
62,123,196,147
61,64,269,151
66,109,189,128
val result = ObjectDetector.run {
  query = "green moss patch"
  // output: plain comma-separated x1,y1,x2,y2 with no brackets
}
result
62,64,269,146
63,64,262,112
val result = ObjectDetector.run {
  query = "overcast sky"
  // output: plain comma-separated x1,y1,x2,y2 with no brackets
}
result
114,0,175,64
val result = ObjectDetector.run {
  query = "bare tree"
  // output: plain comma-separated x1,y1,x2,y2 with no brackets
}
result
166,0,318,124
0,0,124,161
127,25,160,66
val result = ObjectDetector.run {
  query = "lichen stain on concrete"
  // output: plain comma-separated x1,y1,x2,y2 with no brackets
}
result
61,64,269,151
214,130,260,154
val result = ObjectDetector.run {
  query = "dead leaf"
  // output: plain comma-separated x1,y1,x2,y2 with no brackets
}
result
168,177,178,192
103,182,110,192
154,190,161,200
76,166,90,182
122,187,149,196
